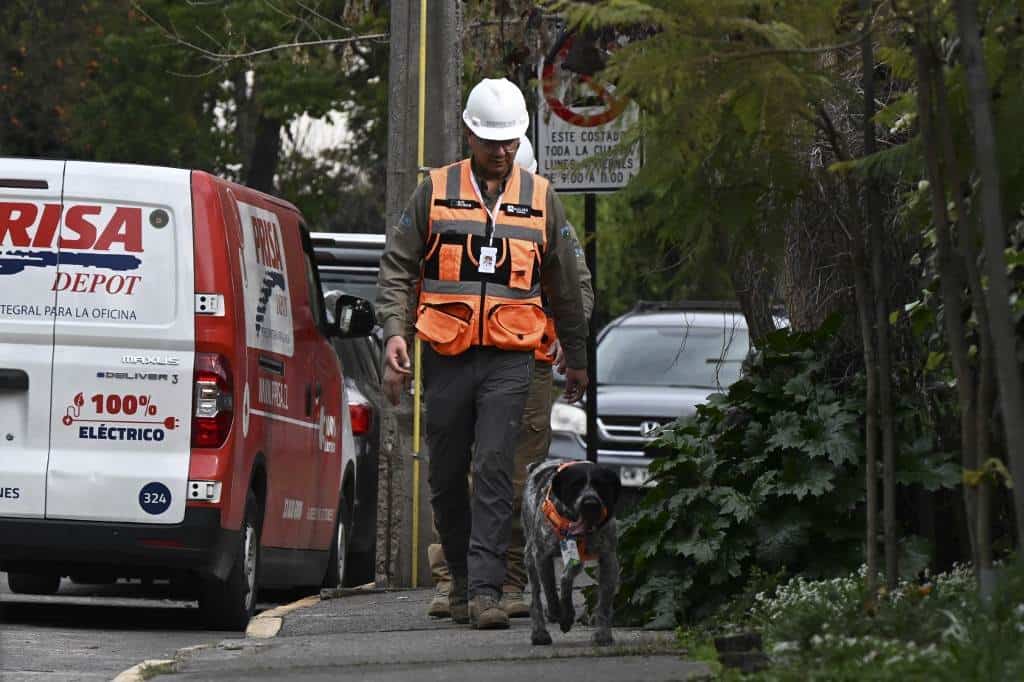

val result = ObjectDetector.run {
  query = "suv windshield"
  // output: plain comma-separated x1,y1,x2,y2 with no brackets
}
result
597,323,749,389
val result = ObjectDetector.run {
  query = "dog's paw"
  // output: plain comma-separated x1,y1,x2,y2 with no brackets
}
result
592,630,614,647
531,630,553,646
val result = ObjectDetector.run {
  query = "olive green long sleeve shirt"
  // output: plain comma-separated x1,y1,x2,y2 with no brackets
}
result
376,169,590,369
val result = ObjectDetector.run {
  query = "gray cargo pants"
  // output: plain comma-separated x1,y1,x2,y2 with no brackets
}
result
423,345,533,599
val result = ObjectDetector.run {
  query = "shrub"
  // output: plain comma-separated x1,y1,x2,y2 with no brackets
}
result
613,317,958,627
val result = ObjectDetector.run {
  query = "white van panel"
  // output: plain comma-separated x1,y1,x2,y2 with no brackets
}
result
0,159,66,518
46,162,195,524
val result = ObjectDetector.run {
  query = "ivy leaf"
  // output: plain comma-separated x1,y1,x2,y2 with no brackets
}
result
775,459,835,500
766,411,804,452
710,487,755,522
925,351,946,372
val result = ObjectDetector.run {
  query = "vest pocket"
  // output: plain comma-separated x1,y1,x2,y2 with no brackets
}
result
439,244,462,281
486,302,547,351
508,240,536,290
416,302,475,355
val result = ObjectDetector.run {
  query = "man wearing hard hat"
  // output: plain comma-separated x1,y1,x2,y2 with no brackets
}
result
376,78,589,630
424,135,594,620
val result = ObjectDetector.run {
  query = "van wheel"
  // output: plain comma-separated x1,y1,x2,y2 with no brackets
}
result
8,572,61,595
343,548,374,588
200,492,261,630
322,499,350,589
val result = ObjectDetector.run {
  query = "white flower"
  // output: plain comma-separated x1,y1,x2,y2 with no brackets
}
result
771,641,799,654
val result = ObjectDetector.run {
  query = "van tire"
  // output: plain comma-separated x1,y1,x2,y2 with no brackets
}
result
200,492,261,630
8,572,61,595
322,497,351,588
343,548,374,588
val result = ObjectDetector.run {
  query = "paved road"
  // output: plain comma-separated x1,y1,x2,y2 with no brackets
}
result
0,572,294,681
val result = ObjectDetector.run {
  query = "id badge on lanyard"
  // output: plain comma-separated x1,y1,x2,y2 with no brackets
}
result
468,172,505,269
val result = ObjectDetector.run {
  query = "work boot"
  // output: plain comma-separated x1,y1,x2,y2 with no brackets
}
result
449,577,469,624
499,588,530,618
469,594,510,630
427,580,451,618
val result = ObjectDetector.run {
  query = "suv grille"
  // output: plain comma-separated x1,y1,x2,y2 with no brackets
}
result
596,416,674,458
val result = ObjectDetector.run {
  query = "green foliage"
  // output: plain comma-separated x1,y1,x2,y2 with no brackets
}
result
0,1,388,231
738,563,1024,681
548,0,859,320
614,317,958,627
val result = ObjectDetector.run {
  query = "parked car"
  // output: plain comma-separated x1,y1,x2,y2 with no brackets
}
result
311,232,384,303
313,232,386,586
549,302,754,494
0,159,374,629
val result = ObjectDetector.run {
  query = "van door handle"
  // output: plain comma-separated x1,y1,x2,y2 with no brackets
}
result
0,369,28,391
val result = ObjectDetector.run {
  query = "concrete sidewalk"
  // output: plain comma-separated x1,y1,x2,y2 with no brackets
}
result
159,588,711,681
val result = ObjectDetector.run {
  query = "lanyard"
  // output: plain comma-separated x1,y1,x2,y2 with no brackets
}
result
468,171,506,247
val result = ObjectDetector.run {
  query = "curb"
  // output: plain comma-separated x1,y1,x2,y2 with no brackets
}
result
245,594,321,639
110,589,326,680
111,658,176,682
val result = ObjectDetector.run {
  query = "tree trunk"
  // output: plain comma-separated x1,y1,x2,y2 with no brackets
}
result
955,0,1024,554
914,35,980,561
854,245,881,596
245,113,283,194
933,51,995,579
731,249,778,346
861,0,898,588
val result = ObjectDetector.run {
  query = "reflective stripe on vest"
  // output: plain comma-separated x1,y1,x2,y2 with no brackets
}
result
416,159,548,355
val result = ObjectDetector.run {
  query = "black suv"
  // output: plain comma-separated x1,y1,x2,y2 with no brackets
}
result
314,232,385,586
549,302,752,492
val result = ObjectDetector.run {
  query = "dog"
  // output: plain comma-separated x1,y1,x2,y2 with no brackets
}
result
522,459,621,646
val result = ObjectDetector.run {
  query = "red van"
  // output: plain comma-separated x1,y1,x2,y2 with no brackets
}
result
0,159,374,629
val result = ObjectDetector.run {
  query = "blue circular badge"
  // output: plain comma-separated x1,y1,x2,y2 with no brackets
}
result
139,482,172,515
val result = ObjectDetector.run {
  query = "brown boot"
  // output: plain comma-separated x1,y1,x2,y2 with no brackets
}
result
449,577,469,624
427,580,451,618
469,594,510,630
499,588,530,618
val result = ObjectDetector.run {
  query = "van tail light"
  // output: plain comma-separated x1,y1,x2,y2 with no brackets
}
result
349,403,372,436
191,353,233,448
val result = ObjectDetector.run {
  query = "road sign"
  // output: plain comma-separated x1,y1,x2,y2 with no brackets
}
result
537,32,642,193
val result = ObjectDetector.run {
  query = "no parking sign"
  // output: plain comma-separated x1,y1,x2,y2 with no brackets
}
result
537,32,642,193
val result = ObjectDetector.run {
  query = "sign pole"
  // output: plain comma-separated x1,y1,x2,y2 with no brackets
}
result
584,192,598,463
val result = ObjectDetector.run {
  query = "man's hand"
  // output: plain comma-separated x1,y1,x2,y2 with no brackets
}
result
383,365,409,406
383,336,412,406
385,336,412,375
563,367,588,403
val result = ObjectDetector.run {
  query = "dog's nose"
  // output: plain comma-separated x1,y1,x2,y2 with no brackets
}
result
580,495,602,511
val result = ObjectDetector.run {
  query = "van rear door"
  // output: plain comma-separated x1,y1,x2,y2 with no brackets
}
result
0,159,65,519
45,162,195,524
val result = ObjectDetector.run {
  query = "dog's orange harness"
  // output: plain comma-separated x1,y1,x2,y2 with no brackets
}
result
541,461,609,561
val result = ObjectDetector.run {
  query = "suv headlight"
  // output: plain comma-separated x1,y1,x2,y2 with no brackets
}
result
550,402,587,437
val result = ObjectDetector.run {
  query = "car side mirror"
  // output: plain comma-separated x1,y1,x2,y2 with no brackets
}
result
331,294,376,338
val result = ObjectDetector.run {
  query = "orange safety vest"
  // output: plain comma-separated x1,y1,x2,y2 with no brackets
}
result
535,315,557,364
416,159,549,356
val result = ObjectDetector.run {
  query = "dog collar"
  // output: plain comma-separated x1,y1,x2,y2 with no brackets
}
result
541,462,609,561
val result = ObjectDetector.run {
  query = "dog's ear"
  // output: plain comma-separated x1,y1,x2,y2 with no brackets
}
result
591,466,622,512
551,464,587,507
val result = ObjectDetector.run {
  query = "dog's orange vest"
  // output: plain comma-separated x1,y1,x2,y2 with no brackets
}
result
541,461,609,561
416,159,549,356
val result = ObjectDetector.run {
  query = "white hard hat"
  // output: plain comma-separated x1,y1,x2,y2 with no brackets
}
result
514,136,537,173
462,78,529,141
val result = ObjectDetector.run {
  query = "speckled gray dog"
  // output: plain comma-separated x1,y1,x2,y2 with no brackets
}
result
522,459,621,646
